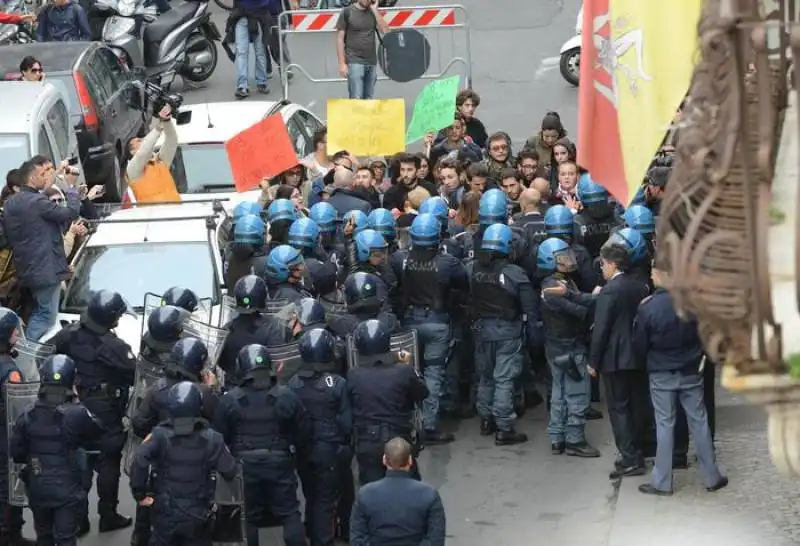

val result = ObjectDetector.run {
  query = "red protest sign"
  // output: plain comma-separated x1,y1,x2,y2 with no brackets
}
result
225,114,299,193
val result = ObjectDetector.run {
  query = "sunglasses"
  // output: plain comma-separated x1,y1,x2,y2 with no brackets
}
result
30,68,43,74
490,144,508,151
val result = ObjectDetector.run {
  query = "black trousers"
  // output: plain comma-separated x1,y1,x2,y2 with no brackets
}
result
32,502,80,546
0,502,25,544
674,360,716,457
603,370,651,466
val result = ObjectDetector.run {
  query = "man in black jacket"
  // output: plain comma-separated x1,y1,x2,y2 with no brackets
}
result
588,243,650,479
381,153,437,213
327,166,372,217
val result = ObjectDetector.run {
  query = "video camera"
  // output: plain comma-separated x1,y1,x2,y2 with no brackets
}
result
144,80,183,118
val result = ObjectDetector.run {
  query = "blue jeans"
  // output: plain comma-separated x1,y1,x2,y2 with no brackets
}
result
474,337,523,431
26,283,60,341
347,63,377,99
545,342,589,444
403,310,451,431
235,18,268,90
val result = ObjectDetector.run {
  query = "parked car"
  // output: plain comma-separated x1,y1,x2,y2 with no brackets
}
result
0,42,148,200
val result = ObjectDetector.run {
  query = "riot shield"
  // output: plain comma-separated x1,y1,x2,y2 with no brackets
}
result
220,295,237,327
193,298,213,324
396,227,410,250
212,469,246,546
182,318,229,368
122,358,165,476
13,338,53,381
319,291,347,323
266,342,302,385
264,299,290,316
6,381,39,506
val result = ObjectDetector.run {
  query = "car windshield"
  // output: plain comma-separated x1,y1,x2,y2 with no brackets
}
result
179,143,236,193
63,242,216,313
0,134,29,183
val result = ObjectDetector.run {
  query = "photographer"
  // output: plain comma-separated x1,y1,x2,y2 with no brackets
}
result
125,105,181,203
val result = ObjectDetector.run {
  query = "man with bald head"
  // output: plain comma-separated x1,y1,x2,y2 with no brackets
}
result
350,438,446,545
531,177,553,211
512,187,547,244
326,164,373,216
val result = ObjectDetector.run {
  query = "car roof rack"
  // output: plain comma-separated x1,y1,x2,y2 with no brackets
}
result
95,198,230,218
85,214,218,225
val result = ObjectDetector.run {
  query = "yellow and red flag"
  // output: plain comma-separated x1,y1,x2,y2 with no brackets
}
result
577,0,703,205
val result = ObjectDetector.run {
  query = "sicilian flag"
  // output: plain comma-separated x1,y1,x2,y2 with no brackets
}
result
576,0,703,205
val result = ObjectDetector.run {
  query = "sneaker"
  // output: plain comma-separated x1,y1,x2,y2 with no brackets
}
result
234,88,248,99
565,441,601,458
256,84,269,95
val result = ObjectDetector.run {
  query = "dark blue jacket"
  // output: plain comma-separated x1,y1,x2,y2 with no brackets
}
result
327,188,372,217
350,469,446,546
36,2,91,42
4,186,81,288
632,288,704,373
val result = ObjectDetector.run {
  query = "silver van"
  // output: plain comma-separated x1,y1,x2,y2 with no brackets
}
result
0,81,86,184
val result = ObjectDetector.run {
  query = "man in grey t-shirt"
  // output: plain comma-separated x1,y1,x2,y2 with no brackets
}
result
335,0,388,99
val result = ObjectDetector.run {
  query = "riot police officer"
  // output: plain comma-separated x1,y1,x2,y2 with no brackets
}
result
343,210,368,237
224,201,264,241
328,272,399,340
347,229,398,305
309,202,343,260
604,228,652,287
49,290,135,531
390,213,468,444
288,218,339,297
544,205,597,291
623,205,657,261
347,319,428,485
225,213,268,292
287,298,328,340
367,208,398,253
538,238,601,457
131,382,239,546
140,305,190,363
266,198,299,252
214,344,311,546
265,245,314,304
287,329,352,546
160,286,200,314
10,355,104,546
573,175,622,259
467,224,537,445
451,188,507,261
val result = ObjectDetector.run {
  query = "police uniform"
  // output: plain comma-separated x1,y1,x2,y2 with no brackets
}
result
265,245,315,305
327,272,400,341
225,213,269,292
0,353,27,545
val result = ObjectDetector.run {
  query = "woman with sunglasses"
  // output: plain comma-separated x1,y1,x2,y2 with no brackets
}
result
19,56,44,82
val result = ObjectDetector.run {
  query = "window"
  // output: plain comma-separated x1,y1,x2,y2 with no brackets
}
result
295,109,323,137
286,117,309,158
82,51,113,107
46,100,71,159
97,47,128,90
0,134,30,182
179,144,236,193
36,125,54,161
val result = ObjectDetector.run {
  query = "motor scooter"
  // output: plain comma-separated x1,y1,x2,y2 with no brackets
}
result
0,0,36,44
558,5,582,86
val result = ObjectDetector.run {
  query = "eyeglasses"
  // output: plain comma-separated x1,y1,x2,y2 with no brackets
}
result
51,198,64,204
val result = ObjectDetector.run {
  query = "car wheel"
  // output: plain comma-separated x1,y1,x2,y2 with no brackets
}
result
559,47,580,87
104,154,123,202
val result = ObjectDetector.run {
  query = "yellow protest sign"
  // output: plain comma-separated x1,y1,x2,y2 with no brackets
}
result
327,99,406,157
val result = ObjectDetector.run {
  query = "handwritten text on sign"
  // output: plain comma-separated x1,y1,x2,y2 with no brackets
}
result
327,99,406,157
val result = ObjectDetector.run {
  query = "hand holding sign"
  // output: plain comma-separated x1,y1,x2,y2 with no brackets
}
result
327,99,405,157
405,76,461,144
225,115,299,193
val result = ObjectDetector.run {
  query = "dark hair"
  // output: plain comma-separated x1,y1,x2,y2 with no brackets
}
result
28,154,50,167
600,243,630,271
451,112,467,126
275,184,297,200
518,149,540,162
312,127,327,149
19,56,41,73
499,167,519,182
18,156,49,185
454,190,481,226
356,165,373,177
553,138,577,162
558,160,578,173
487,132,509,148
5,169,22,189
456,88,481,108
438,156,462,175
541,111,564,134
646,166,671,188
466,162,489,181
331,150,349,162
394,152,420,169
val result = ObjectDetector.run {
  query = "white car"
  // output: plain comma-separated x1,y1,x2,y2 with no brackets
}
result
41,199,232,354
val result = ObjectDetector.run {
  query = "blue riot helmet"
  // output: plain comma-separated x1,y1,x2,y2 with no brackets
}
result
298,328,336,364
233,213,266,245
353,319,391,357
544,205,575,238
147,305,190,343
343,272,379,307
409,213,440,247
354,229,388,263
479,188,508,226
537,237,577,275
309,202,338,233
168,338,208,380
419,196,449,225
40,354,76,388
166,381,203,419
161,286,199,313
233,201,263,222
85,290,133,331
288,217,321,251
606,227,647,264
234,274,267,313
295,298,326,328
267,198,297,223
480,223,513,255
265,245,305,283
577,174,610,205
343,210,368,235
236,344,273,378
367,208,396,242
0,308,21,350
623,205,656,236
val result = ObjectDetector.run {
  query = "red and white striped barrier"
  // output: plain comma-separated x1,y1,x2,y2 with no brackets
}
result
290,7,457,31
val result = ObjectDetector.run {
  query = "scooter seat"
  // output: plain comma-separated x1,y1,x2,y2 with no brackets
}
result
144,2,198,45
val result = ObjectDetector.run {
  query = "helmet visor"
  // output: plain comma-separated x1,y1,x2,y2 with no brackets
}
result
553,248,577,272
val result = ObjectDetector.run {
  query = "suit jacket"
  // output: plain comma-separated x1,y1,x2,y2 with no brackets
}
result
589,272,650,373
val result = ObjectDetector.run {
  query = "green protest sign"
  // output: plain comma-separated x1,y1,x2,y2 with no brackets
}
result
405,75,461,144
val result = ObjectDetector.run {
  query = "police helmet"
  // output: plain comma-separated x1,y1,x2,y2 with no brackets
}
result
409,213,440,247
86,290,132,330
233,201,263,222
288,217,321,250
169,338,208,378
298,328,336,364
343,272,379,307
544,205,575,237
265,245,305,283
233,214,266,245
309,202,338,234
353,319,391,357
161,286,199,313
0,308,21,349
147,305,189,343
236,344,273,376
537,237,573,275
367,208,396,241
295,298,326,327
343,210,368,235
166,381,203,419
40,354,76,388
479,188,508,226
577,174,610,205
354,229,388,263
606,227,648,263
418,196,449,224
481,223,513,255
623,205,656,235
267,198,297,223
234,274,267,313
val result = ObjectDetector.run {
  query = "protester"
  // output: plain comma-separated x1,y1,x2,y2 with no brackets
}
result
452,189,480,228
301,127,333,180
327,166,372,216
227,0,274,99
126,105,181,203
524,111,567,171
35,0,91,42
275,183,308,217
335,0,388,99
455,88,488,148
382,153,437,213
395,186,430,228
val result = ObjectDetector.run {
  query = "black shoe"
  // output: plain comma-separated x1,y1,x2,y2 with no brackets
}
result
234,87,248,99
495,429,528,446
99,513,132,533
638,484,673,496
609,464,647,479
256,84,270,94
9,537,36,546
672,457,689,470
551,441,565,455
479,419,495,436
565,441,601,458
76,517,90,538
424,429,455,445
706,476,729,492
586,407,603,420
